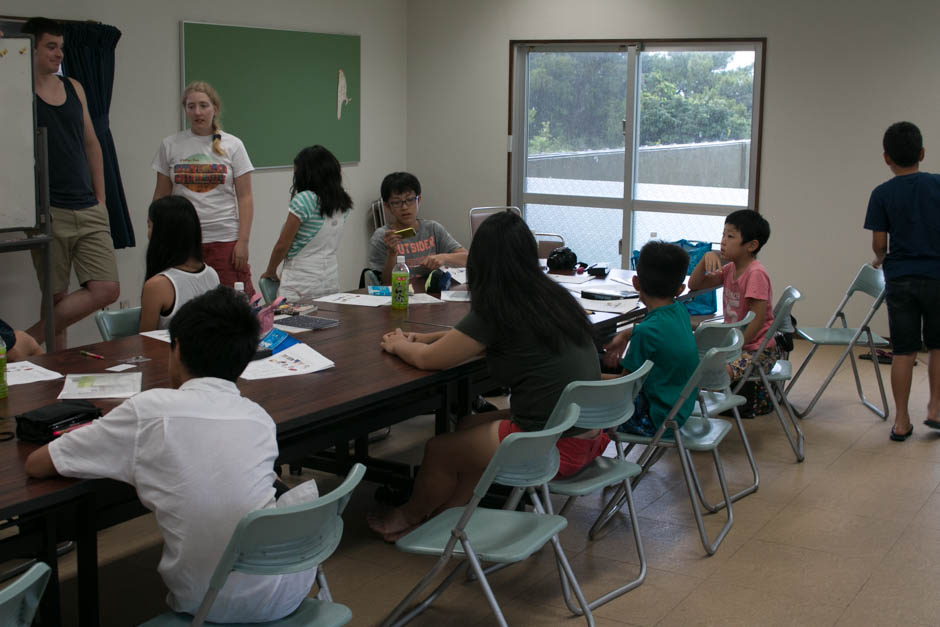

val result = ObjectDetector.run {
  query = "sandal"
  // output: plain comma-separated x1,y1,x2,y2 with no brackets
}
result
890,424,914,441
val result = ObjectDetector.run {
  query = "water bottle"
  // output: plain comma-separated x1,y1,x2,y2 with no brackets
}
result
0,335,7,400
233,281,248,301
391,256,409,310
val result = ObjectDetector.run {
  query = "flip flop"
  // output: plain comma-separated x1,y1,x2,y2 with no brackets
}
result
859,349,892,364
924,419,940,431
890,424,914,441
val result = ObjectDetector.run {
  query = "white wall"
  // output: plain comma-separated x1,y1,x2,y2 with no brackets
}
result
1,0,407,347
405,0,940,330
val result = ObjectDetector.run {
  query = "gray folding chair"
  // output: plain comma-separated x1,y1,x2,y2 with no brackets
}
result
94,307,142,341
534,232,565,258
0,562,50,627
382,404,595,627
787,264,890,420
595,330,745,555
734,286,805,461
469,206,521,239
547,361,652,613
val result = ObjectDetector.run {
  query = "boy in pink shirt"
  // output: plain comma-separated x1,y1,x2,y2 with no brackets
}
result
689,210,778,382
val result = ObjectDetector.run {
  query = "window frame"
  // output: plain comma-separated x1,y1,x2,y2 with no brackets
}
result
508,38,766,266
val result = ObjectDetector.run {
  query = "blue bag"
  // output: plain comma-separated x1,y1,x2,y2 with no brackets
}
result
630,239,717,316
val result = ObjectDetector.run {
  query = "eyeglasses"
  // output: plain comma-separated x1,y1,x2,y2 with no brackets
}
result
386,195,420,209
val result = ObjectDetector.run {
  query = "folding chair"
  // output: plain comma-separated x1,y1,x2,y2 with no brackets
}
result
469,206,521,239
0,562,50,627
547,360,653,612
690,311,761,502
534,232,565,258
594,330,745,555
382,404,595,627
733,286,805,461
786,264,890,420
142,463,365,627
259,277,280,304
94,307,142,341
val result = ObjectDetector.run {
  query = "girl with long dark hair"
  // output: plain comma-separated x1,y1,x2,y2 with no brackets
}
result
261,145,353,299
368,210,606,541
139,196,219,331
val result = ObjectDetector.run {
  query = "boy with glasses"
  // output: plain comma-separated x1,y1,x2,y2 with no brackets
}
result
368,172,467,281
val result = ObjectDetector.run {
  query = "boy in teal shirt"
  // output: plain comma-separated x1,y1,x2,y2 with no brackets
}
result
614,241,700,436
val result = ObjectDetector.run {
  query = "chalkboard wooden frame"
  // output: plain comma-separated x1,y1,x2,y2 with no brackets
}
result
180,21,360,169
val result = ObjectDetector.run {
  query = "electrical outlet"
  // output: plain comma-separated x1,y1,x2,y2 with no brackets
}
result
119,300,131,310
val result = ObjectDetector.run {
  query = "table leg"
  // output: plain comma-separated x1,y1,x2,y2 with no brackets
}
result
38,513,61,626
77,494,100,626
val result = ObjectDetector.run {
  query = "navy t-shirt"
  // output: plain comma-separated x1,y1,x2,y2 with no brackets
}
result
864,172,940,280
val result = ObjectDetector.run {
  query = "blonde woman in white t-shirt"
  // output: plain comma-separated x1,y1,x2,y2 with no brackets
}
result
139,196,219,332
152,82,256,297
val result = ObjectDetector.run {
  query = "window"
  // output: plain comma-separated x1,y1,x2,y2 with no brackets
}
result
510,40,764,267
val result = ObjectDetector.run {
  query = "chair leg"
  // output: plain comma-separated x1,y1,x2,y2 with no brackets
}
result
676,440,734,556
690,403,760,513
855,330,889,420
590,444,667,538
314,567,333,602
382,555,463,627
548,534,595,626
763,373,804,462
464,544,510,627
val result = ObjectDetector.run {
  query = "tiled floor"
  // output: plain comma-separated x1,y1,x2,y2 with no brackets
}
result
53,343,940,626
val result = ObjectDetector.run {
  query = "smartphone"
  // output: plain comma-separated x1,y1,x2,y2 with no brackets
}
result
394,227,417,238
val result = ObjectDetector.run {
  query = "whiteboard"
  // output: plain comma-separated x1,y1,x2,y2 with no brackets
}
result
0,37,36,231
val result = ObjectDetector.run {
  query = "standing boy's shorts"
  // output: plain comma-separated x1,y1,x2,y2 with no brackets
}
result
30,203,119,294
885,276,940,354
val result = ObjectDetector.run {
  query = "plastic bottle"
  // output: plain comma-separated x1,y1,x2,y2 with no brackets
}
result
391,255,409,310
233,281,248,301
0,335,7,400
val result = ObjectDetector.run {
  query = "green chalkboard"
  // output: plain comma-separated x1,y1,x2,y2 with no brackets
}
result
181,22,360,168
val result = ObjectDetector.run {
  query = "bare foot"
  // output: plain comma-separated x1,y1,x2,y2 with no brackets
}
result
367,507,420,543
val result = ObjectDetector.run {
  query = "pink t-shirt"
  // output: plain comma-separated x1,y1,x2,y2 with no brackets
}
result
719,260,775,352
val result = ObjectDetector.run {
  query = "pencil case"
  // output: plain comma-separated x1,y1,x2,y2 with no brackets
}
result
15,400,102,443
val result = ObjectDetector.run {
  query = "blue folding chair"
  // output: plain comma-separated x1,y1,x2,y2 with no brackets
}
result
0,562,50,627
141,464,365,627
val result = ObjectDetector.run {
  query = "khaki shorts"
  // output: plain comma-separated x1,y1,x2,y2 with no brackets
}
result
31,203,119,295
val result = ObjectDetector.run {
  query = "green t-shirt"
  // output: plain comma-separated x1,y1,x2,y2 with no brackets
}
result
622,301,699,429
455,309,600,431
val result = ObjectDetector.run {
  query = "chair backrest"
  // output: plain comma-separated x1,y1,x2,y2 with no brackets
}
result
847,263,885,301
734,286,801,386
661,328,744,431
0,562,50,627
534,232,565,258
370,198,388,231
94,307,142,341
694,311,754,390
552,361,653,431
259,277,280,304
469,206,522,239
481,403,580,493
205,463,365,594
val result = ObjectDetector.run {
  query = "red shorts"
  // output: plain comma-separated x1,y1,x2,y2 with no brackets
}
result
203,241,255,297
498,420,610,479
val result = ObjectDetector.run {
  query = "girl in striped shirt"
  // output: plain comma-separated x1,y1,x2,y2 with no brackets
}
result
261,146,353,300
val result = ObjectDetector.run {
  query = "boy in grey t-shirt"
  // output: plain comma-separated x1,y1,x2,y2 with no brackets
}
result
368,172,467,279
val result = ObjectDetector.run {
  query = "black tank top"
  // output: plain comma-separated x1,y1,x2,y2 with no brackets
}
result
35,76,98,209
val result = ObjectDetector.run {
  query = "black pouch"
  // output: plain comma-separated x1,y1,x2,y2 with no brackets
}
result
547,247,578,271
15,400,102,443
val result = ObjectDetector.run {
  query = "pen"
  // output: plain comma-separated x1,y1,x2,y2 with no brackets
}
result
80,350,104,360
403,319,454,330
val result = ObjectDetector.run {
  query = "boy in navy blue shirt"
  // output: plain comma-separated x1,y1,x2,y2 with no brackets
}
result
864,121,940,441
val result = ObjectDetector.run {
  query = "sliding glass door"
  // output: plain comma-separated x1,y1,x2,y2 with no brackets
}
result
510,40,764,267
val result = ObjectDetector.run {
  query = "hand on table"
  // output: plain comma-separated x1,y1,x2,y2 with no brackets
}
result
424,254,446,270
381,328,416,354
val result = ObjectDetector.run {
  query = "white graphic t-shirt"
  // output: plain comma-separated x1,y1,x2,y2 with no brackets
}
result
152,130,255,243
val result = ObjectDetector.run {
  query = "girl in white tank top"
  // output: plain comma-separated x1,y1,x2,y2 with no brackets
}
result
140,196,220,332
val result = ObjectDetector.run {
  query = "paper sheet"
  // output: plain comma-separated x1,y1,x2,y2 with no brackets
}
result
240,343,335,380
58,372,142,399
575,297,642,315
315,292,390,307
440,290,471,302
550,273,596,285
444,267,467,284
106,363,137,372
409,293,443,304
139,329,171,343
5,361,63,386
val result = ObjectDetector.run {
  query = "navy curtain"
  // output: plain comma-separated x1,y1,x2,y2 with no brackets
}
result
62,22,135,249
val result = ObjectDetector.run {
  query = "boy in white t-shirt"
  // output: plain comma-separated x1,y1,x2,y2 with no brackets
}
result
26,286,316,623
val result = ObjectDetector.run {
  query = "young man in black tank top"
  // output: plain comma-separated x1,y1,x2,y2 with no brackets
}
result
21,18,120,351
